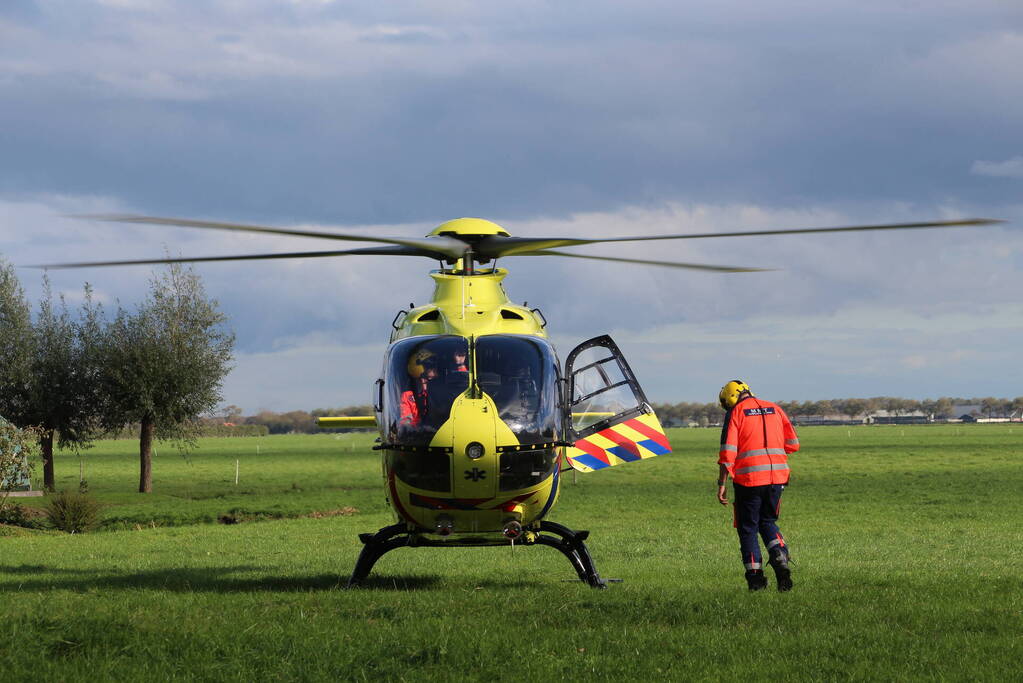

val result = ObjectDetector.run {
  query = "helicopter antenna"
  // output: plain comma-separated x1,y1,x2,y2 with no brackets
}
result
468,335,481,399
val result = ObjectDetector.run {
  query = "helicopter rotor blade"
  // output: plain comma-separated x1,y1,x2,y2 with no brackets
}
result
524,249,772,273
476,218,1003,259
72,214,470,260
27,245,438,270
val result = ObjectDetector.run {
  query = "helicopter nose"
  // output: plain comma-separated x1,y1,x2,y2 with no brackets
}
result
432,394,511,500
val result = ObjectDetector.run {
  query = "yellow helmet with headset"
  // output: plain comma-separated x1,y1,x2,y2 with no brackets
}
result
407,349,436,379
718,380,753,410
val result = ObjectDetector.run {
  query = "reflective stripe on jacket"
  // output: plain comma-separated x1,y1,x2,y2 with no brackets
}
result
719,397,799,486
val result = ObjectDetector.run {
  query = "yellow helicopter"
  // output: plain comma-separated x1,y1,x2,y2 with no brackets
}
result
43,213,999,587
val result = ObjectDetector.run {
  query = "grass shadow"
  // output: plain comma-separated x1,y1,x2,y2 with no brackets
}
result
347,574,443,591
1,563,352,593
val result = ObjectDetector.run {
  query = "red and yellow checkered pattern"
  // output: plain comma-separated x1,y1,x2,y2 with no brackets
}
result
565,412,672,473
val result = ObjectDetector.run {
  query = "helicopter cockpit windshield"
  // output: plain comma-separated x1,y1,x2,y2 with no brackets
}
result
383,335,470,445
382,334,560,448
474,335,560,444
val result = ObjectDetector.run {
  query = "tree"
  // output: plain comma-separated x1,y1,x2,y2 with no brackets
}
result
220,405,243,423
841,398,868,419
980,397,1008,418
27,279,108,490
933,397,955,418
0,260,34,426
1,265,106,490
797,401,817,416
101,263,234,493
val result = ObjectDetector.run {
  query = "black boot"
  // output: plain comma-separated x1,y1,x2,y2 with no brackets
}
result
745,569,768,591
769,551,793,592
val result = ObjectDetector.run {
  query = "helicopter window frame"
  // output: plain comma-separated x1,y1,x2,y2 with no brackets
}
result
391,309,408,330
574,379,633,406
564,334,650,441
572,357,616,382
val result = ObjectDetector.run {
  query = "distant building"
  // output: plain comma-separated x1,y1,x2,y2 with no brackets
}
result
947,404,1015,423
866,409,930,425
791,414,866,426
949,404,982,422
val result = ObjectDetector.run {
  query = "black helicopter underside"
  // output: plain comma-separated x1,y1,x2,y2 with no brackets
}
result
348,520,611,589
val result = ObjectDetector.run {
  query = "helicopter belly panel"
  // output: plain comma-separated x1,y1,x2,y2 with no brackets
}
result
392,482,555,534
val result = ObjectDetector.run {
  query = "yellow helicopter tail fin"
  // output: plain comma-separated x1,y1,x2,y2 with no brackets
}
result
317,416,378,429
564,411,671,473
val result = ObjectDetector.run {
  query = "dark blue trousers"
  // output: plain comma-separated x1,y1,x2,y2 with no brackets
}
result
733,483,787,570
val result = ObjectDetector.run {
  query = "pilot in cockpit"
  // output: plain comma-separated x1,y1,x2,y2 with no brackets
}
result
434,347,469,406
399,350,437,429
452,349,468,374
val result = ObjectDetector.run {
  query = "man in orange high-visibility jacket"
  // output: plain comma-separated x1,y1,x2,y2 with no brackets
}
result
716,380,800,592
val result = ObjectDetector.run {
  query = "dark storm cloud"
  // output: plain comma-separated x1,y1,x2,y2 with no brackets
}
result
2,2,1021,224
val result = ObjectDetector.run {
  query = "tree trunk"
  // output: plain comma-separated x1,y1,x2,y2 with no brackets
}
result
40,430,55,492
139,415,154,493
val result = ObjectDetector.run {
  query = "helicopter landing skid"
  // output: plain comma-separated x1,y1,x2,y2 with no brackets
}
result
347,520,609,589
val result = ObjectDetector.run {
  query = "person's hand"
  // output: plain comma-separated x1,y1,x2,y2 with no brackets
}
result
717,483,728,505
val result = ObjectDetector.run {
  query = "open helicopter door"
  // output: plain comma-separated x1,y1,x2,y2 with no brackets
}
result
563,335,672,472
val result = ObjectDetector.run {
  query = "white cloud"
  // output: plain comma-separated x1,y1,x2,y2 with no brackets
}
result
223,338,382,412
610,302,1023,403
94,70,210,101
971,156,1023,179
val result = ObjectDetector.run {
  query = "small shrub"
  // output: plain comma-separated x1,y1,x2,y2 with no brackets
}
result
1,420,39,501
0,502,37,528
43,490,105,533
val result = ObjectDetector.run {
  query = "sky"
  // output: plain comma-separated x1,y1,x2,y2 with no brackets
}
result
1,0,1021,413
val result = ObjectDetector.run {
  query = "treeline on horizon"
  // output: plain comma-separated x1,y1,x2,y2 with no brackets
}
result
197,396,1023,435
652,396,1023,427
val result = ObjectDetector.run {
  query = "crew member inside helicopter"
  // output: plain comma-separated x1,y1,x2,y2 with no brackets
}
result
399,350,438,430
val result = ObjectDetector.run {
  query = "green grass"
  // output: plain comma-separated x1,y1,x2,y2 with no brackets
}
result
15,433,383,529
2,425,1021,681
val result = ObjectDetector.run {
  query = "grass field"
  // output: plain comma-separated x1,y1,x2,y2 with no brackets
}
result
1,425,1021,681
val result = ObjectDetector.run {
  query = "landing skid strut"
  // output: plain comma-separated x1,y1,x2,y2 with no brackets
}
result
348,520,609,588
